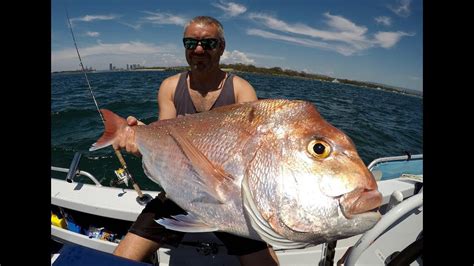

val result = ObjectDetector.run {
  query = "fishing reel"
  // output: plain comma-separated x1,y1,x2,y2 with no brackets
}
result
110,168,130,187
110,167,153,206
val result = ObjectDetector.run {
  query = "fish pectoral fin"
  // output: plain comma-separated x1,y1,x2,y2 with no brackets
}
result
191,193,224,204
155,214,218,233
169,127,234,203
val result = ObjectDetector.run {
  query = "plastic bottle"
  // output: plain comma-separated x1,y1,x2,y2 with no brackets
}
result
51,213,67,229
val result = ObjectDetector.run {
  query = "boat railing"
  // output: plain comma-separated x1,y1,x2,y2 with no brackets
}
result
342,191,423,265
52,152,102,187
51,151,102,186
51,166,102,187
368,154,423,181
367,154,423,170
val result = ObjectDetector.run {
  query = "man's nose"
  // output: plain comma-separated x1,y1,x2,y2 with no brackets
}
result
193,42,205,53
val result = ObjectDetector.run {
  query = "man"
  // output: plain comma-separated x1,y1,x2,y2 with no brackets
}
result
112,16,279,266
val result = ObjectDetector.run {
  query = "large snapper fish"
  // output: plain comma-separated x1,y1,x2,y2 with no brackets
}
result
91,99,382,248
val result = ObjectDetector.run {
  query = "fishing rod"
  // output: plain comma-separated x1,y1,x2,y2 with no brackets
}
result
65,8,152,205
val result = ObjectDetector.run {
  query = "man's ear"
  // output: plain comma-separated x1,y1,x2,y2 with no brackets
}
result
219,39,225,56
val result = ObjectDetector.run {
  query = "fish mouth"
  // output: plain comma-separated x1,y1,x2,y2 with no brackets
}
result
339,187,382,219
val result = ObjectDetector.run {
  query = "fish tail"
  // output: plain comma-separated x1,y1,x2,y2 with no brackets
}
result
89,109,127,151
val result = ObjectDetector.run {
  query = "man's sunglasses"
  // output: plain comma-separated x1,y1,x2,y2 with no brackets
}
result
183,38,220,50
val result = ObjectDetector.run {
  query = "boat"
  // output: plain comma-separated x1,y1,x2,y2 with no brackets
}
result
51,153,423,265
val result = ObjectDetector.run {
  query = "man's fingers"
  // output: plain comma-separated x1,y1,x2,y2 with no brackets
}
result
127,116,138,126
127,116,145,126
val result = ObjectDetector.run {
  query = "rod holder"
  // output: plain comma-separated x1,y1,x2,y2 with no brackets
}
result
66,152,82,183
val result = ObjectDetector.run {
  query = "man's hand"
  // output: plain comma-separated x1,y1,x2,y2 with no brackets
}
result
112,116,144,157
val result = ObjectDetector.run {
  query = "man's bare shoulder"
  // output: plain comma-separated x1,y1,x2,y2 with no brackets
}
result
160,73,182,89
232,75,252,87
158,72,184,103
231,74,257,102
158,72,184,98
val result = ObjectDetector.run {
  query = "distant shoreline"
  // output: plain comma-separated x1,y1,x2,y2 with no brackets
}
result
52,65,422,97
51,68,166,74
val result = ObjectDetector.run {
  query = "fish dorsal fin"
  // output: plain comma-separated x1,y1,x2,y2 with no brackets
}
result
169,127,234,203
155,213,218,233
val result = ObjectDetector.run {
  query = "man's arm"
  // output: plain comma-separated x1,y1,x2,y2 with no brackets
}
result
233,76,258,103
157,75,180,120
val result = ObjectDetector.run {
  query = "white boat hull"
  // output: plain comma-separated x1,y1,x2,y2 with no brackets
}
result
51,155,423,265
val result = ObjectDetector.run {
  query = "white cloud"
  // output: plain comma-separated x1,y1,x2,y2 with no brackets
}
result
388,0,412,17
247,12,413,55
247,28,357,56
375,16,392,26
212,1,247,17
248,13,371,48
323,12,368,37
142,11,188,26
51,41,184,71
221,50,255,64
374,31,414,48
86,31,100,37
71,14,119,24
120,22,142,30
247,29,331,50
245,53,285,60
53,41,169,60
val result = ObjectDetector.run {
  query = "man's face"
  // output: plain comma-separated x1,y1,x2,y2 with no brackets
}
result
183,23,225,72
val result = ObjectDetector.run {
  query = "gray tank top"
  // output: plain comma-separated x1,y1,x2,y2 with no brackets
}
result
173,71,235,116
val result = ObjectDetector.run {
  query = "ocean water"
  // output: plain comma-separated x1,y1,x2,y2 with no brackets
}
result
51,70,423,190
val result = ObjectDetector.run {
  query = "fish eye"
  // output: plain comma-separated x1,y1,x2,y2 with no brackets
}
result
307,140,331,159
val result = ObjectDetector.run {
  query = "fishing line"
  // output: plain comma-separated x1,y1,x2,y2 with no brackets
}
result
65,9,104,124
65,7,152,205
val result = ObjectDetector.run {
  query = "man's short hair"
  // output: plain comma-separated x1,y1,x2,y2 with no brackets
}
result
184,16,225,41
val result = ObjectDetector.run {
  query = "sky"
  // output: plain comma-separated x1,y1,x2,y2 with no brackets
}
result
51,0,423,91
